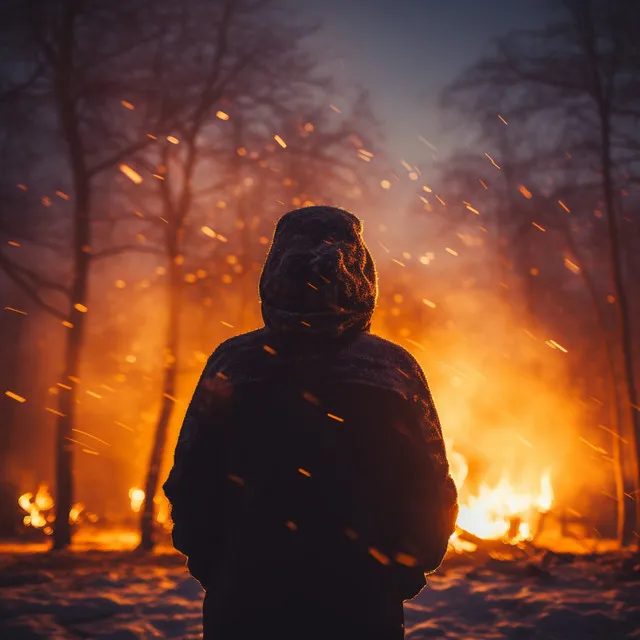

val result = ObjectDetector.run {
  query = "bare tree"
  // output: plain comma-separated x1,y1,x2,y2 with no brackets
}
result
0,0,184,548
439,0,640,544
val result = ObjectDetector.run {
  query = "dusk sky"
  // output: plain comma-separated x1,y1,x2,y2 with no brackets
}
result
302,0,555,177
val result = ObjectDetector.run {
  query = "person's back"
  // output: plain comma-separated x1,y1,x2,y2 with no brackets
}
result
164,206,458,639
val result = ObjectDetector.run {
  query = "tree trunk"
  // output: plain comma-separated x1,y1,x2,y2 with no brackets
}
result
53,187,91,550
139,251,181,551
599,115,640,544
560,226,632,544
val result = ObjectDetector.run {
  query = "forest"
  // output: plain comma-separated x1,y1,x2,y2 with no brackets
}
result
0,0,639,638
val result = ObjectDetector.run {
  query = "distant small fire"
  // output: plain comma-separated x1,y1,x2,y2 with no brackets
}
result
128,487,145,513
18,484,97,535
129,487,170,528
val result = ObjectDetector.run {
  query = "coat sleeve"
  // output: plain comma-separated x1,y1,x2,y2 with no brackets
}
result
162,352,232,588
407,363,459,574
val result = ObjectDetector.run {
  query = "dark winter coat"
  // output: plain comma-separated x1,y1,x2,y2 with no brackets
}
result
163,206,458,639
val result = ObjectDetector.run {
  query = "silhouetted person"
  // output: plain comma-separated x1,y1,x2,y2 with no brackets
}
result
163,206,458,640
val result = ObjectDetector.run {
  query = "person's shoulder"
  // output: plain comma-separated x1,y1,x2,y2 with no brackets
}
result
208,328,268,364
351,332,425,376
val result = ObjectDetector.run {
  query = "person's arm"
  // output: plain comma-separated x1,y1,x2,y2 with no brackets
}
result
408,364,459,574
162,353,232,587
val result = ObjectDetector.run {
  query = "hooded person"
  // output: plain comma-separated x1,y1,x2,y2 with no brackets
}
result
163,206,458,640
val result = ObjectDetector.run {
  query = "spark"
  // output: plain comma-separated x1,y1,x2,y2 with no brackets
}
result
422,185,432,193
435,195,446,206
17,183,28,191
564,258,581,274
358,149,373,158
286,521,298,531
45,407,65,416
221,321,234,328
400,159,413,172
329,104,341,113
579,437,608,456
274,134,287,148
545,339,568,353
418,136,437,150
368,547,390,565
532,222,546,232
216,110,230,120
263,345,277,355
558,200,570,213
445,247,458,256
395,553,417,567
4,306,27,315
62,320,73,328
74,303,88,313
497,114,509,125
65,437,98,453
484,152,501,169
86,390,102,399
8,241,20,247
464,203,480,215
55,190,69,200
298,468,311,477
597,424,627,443
228,474,245,485
167,136,179,144
120,100,135,110
119,164,143,184
201,226,217,238
518,185,532,199
478,179,488,190
327,413,344,422
392,258,405,267
5,391,26,403
72,429,110,447
422,299,436,308
115,421,134,432
380,179,391,190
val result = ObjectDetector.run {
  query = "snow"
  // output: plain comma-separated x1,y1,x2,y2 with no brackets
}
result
1,530,639,639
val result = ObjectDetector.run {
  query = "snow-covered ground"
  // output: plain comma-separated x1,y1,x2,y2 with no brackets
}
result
1,530,639,639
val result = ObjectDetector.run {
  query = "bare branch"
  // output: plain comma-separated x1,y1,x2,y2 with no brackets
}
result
0,250,68,320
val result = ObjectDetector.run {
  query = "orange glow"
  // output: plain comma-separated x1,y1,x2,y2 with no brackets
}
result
216,110,230,120
274,134,287,148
